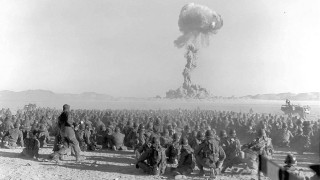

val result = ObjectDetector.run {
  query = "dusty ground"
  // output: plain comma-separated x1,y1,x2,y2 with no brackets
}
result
0,143,318,180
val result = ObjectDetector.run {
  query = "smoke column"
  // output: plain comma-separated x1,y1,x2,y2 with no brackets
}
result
166,3,223,99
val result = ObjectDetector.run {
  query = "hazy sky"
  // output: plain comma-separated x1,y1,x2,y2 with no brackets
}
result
1,0,319,97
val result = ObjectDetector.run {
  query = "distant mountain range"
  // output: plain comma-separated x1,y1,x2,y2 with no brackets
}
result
0,90,319,101
0,90,115,102
240,92,319,101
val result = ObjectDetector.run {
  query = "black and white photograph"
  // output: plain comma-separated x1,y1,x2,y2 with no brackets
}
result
0,0,319,179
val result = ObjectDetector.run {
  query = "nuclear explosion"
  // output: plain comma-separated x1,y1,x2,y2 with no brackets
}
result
166,3,223,99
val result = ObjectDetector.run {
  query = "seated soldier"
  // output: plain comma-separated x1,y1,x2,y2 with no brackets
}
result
37,124,50,148
160,129,172,148
136,136,167,175
221,129,242,173
195,130,226,179
76,123,87,151
219,130,228,152
96,125,108,149
166,133,181,165
291,128,310,155
2,122,24,149
172,137,195,177
20,130,40,159
241,129,270,175
111,127,127,151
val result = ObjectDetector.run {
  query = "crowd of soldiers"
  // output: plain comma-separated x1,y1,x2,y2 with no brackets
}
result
0,104,319,179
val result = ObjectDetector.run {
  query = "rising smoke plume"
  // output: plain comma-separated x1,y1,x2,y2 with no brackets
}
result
166,3,223,99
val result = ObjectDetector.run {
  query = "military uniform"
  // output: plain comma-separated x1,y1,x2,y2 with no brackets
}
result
241,129,269,175
21,131,40,158
166,133,181,164
2,124,24,148
111,127,127,150
136,137,167,175
195,130,226,178
283,154,305,180
292,128,309,154
221,130,242,173
51,104,84,162
160,129,172,148
172,137,195,176
37,125,50,148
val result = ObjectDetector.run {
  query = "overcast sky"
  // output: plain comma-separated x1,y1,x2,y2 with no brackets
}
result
1,0,319,97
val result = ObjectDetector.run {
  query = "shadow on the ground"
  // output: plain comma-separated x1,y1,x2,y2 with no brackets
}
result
41,161,173,179
87,149,134,155
0,150,49,161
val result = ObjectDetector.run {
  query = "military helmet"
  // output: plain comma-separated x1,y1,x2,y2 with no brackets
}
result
282,123,288,128
197,131,205,140
163,128,169,135
180,137,188,146
14,122,21,128
115,127,120,133
284,154,297,165
219,130,227,138
133,122,139,128
151,136,160,145
173,133,180,141
229,129,236,137
155,117,161,125
39,124,46,132
63,104,70,111
138,124,145,131
258,129,266,137
205,130,215,139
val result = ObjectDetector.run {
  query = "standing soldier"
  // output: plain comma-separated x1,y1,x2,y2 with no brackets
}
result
136,137,167,175
195,130,226,178
51,104,84,162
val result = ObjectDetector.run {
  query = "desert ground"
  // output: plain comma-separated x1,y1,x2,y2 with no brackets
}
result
0,143,318,180
0,100,319,180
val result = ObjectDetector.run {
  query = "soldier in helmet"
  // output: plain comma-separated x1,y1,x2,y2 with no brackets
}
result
172,137,195,177
37,124,50,148
110,127,127,151
136,136,167,175
292,128,309,154
160,129,172,148
51,104,85,162
221,129,242,173
20,130,40,159
283,154,305,179
278,123,293,148
166,133,181,165
219,130,228,152
241,129,269,175
195,130,226,178
188,130,198,150
2,122,24,148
